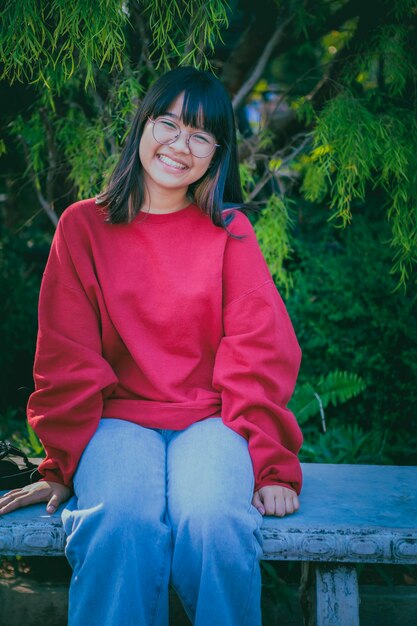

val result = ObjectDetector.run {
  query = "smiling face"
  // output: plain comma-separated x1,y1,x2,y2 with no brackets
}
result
139,93,216,208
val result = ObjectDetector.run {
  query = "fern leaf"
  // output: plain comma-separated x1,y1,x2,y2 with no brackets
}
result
289,370,366,425
317,370,367,407
289,382,322,423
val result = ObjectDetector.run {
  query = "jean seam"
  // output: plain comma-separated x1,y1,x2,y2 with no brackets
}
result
240,547,259,626
150,526,172,626
240,470,262,626
151,436,170,626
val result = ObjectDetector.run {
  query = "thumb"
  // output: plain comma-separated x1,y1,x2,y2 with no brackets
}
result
46,493,61,514
252,491,265,515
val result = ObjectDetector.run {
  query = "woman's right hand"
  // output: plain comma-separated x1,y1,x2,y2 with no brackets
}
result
0,481,71,516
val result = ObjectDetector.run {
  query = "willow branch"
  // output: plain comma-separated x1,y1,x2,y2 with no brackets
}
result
18,136,59,227
247,133,311,202
232,16,293,111
39,108,58,206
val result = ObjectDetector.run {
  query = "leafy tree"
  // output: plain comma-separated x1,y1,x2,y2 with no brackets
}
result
1,0,416,281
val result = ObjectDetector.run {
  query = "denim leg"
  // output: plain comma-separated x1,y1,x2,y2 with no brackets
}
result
61,418,171,626
166,418,264,626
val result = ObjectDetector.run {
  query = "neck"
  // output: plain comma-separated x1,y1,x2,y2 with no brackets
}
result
141,182,191,215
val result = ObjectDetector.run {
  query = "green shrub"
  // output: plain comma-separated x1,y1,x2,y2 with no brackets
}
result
300,423,392,465
0,223,50,416
286,207,417,447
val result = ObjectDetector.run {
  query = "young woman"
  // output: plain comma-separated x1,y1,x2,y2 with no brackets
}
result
0,66,302,626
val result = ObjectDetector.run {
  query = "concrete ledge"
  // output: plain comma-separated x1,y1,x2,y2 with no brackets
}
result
2,463,417,564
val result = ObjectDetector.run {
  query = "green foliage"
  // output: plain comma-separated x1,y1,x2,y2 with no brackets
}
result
9,113,48,189
300,424,391,464
376,25,412,97
289,0,333,40
303,95,381,219
144,0,229,70
261,561,295,623
320,21,356,66
290,371,366,428
0,0,127,89
8,72,145,202
239,162,256,201
0,0,230,89
291,97,315,126
0,220,51,414
2,0,417,284
254,195,294,296
0,407,21,441
11,422,45,458
290,369,369,464
383,431,417,466
392,0,417,19
301,93,417,284
286,209,417,438
57,110,109,198
299,149,329,204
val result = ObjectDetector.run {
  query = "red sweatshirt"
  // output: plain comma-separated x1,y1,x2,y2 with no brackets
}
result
27,199,303,492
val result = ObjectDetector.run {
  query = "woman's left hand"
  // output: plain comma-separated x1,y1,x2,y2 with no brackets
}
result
252,485,299,517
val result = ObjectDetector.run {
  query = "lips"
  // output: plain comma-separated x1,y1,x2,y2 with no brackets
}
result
157,154,189,170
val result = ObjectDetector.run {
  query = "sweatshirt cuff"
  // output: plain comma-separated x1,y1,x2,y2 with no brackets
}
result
254,478,300,495
39,468,71,488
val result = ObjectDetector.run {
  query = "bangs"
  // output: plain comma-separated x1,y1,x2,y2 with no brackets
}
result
146,78,229,142
180,89,225,139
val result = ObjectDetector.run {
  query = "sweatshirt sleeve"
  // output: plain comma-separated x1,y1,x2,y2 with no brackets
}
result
212,211,303,494
27,215,118,487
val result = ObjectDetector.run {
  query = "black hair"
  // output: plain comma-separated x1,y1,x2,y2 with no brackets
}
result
96,66,244,227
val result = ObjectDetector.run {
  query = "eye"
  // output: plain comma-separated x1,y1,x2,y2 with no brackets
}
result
158,118,179,130
192,133,212,145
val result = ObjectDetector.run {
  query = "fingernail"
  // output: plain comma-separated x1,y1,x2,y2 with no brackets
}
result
46,505,55,513
258,507,265,515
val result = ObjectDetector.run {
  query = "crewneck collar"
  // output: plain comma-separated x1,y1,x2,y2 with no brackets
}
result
133,203,200,224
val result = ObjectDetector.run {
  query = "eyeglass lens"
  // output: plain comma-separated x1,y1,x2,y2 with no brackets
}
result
152,118,217,158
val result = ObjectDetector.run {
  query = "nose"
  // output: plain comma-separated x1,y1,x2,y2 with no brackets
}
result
170,131,191,153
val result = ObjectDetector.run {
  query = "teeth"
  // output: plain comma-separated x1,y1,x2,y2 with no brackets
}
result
158,154,187,170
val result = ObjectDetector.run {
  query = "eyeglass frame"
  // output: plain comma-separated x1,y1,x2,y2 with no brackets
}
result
147,117,221,158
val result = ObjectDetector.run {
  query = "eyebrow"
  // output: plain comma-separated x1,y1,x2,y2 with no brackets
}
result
161,112,179,119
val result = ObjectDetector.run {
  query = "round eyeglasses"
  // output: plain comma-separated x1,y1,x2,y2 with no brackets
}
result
148,117,220,158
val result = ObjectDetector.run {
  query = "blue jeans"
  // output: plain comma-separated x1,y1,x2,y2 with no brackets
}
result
61,417,264,626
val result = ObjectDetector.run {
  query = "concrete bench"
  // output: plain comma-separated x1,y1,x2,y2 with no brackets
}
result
1,463,416,625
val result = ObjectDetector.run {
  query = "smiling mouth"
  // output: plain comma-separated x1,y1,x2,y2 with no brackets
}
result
157,154,188,170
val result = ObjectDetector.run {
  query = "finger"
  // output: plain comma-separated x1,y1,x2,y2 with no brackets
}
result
274,495,286,518
283,492,296,515
252,491,261,507
0,491,25,513
0,489,27,508
292,493,300,512
46,493,60,514
263,491,276,516
285,492,300,515
0,488,24,500
0,492,40,515
252,491,265,515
